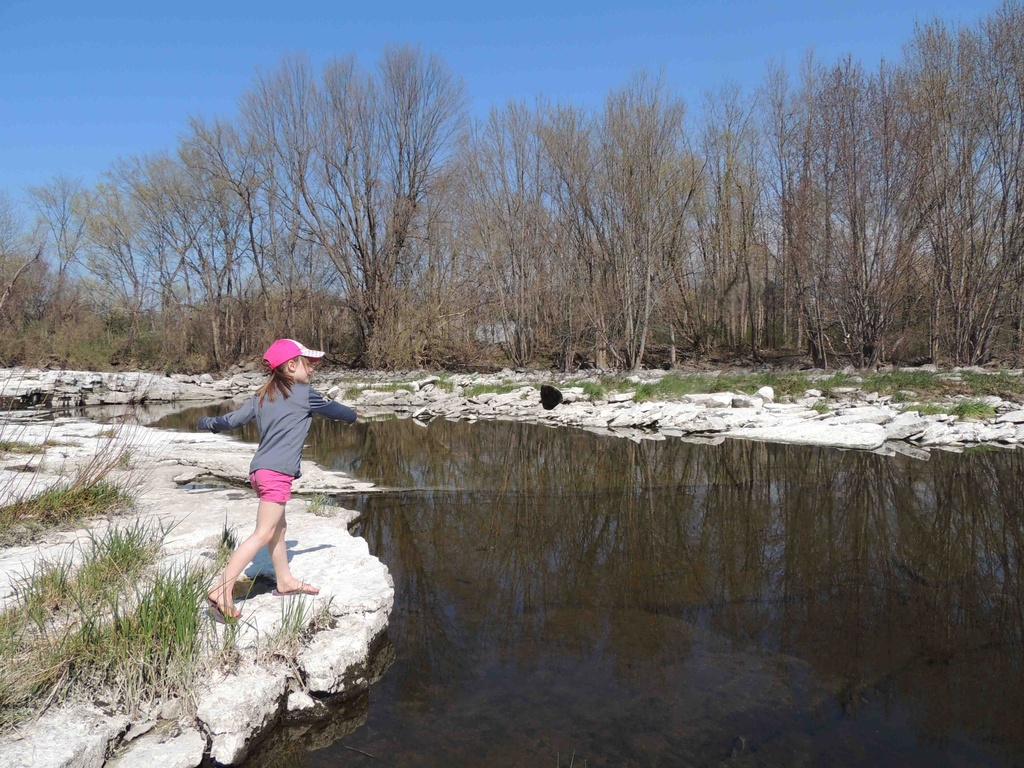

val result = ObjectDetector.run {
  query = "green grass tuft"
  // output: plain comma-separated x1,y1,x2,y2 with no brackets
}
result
633,382,656,402
957,371,1024,398
862,370,940,394
950,400,997,420
0,482,135,544
963,443,999,454
75,522,163,602
216,522,238,569
307,494,333,517
96,563,210,711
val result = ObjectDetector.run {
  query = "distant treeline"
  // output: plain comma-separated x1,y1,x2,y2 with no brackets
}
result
1,3,1023,372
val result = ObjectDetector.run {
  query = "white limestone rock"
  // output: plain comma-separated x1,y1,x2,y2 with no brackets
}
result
286,689,321,713
684,392,735,408
996,410,1024,424
298,615,372,695
196,665,289,765
883,413,932,441
916,423,960,446
105,727,206,768
559,387,587,404
608,404,662,428
658,403,701,428
825,406,894,426
409,375,439,391
954,424,982,443
762,403,811,414
726,422,886,450
606,391,636,404
755,386,775,403
714,408,773,429
888,441,931,461
687,414,729,433
977,425,1017,443
0,705,129,768
158,699,184,721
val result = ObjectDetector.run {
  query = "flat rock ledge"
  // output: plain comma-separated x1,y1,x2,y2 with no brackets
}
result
0,418,394,767
0,367,263,409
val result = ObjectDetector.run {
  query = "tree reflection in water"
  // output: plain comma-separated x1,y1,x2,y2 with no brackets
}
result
161,407,1024,766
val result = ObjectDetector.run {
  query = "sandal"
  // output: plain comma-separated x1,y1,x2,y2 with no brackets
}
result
271,582,320,597
207,596,240,623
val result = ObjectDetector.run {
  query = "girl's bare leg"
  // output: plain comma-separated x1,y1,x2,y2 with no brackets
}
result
208,500,287,616
268,510,319,594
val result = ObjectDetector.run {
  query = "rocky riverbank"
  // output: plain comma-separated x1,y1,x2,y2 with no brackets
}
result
0,411,392,767
341,368,1024,455
4,365,1024,455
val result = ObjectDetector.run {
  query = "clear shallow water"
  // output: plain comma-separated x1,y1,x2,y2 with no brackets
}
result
159,407,1024,767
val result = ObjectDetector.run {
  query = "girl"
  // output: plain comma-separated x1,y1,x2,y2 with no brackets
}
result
198,338,357,622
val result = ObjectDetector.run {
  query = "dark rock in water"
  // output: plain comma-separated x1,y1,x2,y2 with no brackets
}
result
540,385,563,410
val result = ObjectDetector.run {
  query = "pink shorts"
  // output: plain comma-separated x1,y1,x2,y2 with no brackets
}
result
249,469,294,503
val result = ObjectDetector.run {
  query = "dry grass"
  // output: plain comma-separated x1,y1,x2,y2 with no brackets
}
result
0,425,141,546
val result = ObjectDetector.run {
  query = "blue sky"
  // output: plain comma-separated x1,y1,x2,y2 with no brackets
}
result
0,0,1001,198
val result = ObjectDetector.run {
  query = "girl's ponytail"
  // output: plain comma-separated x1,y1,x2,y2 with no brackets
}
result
256,364,295,405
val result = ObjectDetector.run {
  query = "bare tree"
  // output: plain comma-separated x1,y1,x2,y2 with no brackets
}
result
907,18,1019,364
464,101,554,366
27,175,88,325
243,48,465,367
82,180,157,352
818,59,927,367
599,72,696,370
0,192,41,322
979,3,1024,358
691,84,765,358
544,73,696,371
542,103,613,368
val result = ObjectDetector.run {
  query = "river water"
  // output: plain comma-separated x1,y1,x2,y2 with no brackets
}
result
158,408,1024,767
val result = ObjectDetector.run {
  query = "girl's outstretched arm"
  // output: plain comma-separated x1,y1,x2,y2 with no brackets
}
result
309,389,357,423
197,397,257,432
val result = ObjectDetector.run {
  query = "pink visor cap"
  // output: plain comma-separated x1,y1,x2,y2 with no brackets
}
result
263,339,325,370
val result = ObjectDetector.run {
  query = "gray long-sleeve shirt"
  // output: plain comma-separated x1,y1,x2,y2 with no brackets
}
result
197,383,357,478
